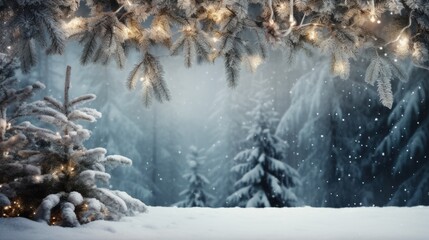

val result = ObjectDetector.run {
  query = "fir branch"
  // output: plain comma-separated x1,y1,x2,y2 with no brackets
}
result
127,60,144,90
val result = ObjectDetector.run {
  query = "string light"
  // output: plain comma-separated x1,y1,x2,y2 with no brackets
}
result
33,175,42,183
399,35,409,46
142,76,151,88
182,25,196,36
307,27,317,41
1,199,25,218
396,35,409,56
206,5,230,24
212,36,219,43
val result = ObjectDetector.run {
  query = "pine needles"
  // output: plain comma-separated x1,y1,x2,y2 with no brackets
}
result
75,13,127,68
1,0,427,108
365,55,407,109
127,53,170,107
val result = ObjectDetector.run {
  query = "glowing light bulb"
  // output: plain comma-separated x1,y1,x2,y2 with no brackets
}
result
396,35,409,56
142,77,151,88
182,25,195,36
399,36,409,46
308,28,317,41
370,15,376,23
33,175,42,183
212,36,219,43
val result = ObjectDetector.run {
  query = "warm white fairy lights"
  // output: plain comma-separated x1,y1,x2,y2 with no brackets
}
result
182,25,196,36
307,27,318,41
33,175,42,183
396,35,409,56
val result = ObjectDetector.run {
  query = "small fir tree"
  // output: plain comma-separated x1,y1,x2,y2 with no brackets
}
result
227,85,300,207
177,146,211,207
0,65,146,227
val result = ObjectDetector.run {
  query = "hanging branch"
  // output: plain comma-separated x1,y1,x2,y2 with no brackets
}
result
1,0,427,108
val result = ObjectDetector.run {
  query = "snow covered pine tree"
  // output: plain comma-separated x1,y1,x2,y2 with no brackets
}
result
0,65,146,227
227,86,300,208
176,146,211,207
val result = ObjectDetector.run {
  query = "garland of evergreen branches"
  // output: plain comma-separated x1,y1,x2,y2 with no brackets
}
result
0,0,428,108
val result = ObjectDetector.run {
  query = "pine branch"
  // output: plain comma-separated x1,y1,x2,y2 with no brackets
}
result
68,94,96,108
80,33,97,65
127,60,145,90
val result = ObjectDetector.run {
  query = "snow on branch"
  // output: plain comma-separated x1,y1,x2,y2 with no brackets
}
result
2,0,426,107
0,65,146,225
105,155,132,168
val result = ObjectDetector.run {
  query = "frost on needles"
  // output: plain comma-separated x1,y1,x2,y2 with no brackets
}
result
0,61,147,227
1,0,428,108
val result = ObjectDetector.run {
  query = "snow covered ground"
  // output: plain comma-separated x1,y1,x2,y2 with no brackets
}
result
1,206,428,240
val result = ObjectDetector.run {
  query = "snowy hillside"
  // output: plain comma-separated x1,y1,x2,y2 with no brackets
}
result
1,207,428,240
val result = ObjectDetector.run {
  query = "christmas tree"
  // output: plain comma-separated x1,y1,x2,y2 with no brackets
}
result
0,64,146,227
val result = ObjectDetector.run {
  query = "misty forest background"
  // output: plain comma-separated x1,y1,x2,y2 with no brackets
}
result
21,39,428,209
